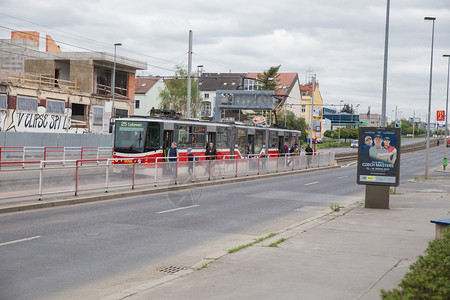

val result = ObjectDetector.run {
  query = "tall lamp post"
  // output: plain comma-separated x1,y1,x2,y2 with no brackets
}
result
111,43,122,121
196,65,203,119
424,16,436,179
443,54,450,170
338,100,343,144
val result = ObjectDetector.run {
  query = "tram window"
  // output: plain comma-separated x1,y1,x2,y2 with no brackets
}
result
216,127,228,148
236,128,247,154
285,132,294,149
192,126,206,147
269,131,278,148
145,122,160,151
177,125,191,148
254,130,264,154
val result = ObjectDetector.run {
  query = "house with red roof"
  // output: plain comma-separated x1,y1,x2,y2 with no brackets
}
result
134,76,165,116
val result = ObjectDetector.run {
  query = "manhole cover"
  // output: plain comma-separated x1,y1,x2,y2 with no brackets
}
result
157,265,187,275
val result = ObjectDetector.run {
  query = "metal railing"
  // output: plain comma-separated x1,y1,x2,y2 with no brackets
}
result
0,152,335,201
0,146,112,167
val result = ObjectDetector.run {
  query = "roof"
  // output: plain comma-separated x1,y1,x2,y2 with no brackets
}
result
135,76,162,94
300,83,319,97
246,72,299,96
199,73,247,91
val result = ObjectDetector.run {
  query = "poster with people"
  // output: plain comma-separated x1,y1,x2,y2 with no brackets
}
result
357,127,401,186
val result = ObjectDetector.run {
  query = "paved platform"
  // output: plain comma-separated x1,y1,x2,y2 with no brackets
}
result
110,169,449,300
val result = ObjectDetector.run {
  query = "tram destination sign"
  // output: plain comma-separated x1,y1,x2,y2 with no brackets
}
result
357,127,401,187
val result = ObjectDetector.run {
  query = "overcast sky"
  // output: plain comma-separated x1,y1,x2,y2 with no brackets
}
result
1,0,450,122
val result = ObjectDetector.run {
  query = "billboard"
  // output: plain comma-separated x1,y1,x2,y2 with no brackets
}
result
357,127,401,186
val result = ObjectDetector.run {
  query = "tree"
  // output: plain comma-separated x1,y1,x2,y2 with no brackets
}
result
257,65,281,91
158,65,198,117
278,111,308,138
341,103,354,114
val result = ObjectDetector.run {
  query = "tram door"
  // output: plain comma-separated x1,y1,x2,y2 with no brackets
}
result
163,130,173,160
247,135,254,155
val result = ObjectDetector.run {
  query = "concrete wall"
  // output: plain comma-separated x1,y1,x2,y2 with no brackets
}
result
70,60,93,93
24,60,54,77
0,131,112,147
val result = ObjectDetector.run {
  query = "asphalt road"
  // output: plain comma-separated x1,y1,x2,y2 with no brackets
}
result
0,146,445,300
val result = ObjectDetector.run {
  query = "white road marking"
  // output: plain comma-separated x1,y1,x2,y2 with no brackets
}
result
304,181,319,186
338,176,348,179
156,205,199,214
0,235,41,247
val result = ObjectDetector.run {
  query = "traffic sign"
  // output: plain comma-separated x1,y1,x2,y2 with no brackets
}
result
437,110,445,121
395,120,401,128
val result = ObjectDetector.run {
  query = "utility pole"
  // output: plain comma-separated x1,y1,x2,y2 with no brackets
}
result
187,30,193,119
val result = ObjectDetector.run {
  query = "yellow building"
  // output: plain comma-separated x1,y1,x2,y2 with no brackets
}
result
300,83,323,141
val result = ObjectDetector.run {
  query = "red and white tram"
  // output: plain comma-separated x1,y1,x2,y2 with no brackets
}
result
113,116,301,163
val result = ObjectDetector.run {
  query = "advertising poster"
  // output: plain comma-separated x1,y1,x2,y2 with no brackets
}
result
357,127,401,186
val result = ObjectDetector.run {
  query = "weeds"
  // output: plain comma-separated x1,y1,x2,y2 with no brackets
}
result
197,260,214,270
268,238,286,247
330,203,341,212
227,232,278,254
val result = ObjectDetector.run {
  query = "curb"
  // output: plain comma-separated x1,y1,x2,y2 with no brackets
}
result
0,164,340,215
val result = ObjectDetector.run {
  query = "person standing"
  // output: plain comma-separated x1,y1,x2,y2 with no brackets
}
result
205,142,217,160
168,142,178,176
279,142,289,156
305,143,313,167
187,147,195,177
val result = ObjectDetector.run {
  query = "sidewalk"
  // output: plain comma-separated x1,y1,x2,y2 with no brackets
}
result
115,168,450,300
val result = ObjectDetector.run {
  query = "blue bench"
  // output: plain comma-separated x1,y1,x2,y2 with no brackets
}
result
430,218,450,239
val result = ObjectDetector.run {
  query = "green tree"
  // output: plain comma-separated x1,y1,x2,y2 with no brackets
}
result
257,65,281,91
324,130,337,139
341,103,354,114
158,65,198,117
278,111,308,138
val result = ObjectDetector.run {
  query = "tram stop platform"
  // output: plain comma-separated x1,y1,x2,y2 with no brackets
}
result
117,168,449,300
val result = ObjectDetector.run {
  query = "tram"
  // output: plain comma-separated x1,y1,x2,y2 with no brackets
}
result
112,116,301,163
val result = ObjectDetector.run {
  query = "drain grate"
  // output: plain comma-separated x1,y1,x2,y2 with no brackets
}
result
157,265,187,275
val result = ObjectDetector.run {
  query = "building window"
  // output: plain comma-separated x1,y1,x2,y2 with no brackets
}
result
0,94,7,110
203,102,211,116
244,79,262,91
301,105,306,113
135,100,140,109
115,109,128,118
17,96,37,112
92,106,104,125
47,100,65,114
204,93,209,99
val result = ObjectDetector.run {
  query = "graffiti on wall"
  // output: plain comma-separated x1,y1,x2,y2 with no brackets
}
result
0,106,72,133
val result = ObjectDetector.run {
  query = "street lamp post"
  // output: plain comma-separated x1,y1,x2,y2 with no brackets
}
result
111,43,122,121
338,100,343,144
424,16,436,179
196,65,203,119
443,54,450,170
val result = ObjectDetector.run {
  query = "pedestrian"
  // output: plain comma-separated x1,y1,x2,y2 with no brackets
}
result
187,147,195,177
168,142,178,176
205,142,217,160
288,143,298,167
205,142,218,177
305,143,313,167
279,141,288,156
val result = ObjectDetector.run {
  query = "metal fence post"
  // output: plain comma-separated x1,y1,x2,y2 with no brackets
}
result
154,158,158,186
38,161,43,200
105,159,110,192
75,160,79,196
132,161,136,189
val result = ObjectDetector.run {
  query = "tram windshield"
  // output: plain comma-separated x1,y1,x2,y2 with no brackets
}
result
114,120,160,153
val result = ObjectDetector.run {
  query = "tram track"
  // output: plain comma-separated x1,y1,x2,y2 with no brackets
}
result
334,138,440,164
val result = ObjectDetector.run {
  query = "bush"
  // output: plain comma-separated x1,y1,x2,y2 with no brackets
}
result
381,229,450,299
